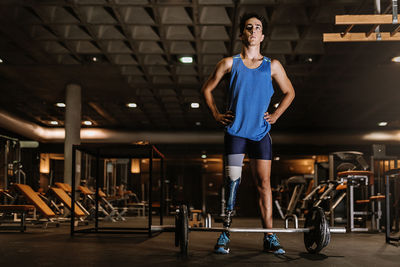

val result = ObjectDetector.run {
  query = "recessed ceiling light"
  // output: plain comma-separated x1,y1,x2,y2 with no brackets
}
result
274,156,280,161
201,154,207,159
83,120,92,126
306,57,313,63
195,121,201,126
92,56,97,62
0,58,3,63
391,56,400,63
179,56,193,64
274,103,279,108
191,102,200,108
127,103,137,108
55,102,66,108
50,121,58,125
378,121,388,126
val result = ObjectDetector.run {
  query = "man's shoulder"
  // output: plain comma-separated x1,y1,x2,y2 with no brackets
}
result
221,56,234,64
269,58,284,77
217,56,234,70
270,58,282,68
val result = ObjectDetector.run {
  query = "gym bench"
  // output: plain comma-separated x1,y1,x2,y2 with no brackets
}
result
0,205,35,232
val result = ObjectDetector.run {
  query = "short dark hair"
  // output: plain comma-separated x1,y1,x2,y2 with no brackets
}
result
239,13,267,34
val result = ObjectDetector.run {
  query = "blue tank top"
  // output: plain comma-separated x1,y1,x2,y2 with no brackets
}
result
226,54,274,141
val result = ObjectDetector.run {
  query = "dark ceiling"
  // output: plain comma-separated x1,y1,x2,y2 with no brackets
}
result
0,0,399,137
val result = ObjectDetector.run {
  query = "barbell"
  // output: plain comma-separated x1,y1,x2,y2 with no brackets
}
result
173,204,345,256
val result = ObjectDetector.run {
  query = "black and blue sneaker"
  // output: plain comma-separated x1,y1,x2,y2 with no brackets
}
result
214,231,230,254
264,234,285,255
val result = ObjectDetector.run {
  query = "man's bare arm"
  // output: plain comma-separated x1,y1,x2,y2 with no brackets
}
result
265,59,295,124
201,57,234,125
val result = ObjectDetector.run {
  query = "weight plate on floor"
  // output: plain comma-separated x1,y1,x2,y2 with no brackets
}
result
179,204,189,256
321,211,331,248
304,206,330,254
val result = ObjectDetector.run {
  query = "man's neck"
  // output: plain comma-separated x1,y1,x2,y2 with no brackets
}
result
241,45,262,60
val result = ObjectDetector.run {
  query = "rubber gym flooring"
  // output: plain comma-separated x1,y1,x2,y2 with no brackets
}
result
1,217,399,267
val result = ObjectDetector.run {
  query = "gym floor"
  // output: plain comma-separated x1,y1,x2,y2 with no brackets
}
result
1,217,399,267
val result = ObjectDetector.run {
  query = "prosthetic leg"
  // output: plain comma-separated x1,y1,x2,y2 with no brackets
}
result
214,154,244,254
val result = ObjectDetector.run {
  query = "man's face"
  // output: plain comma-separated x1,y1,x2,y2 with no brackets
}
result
241,17,264,46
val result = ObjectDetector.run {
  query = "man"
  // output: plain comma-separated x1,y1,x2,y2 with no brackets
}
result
201,13,295,255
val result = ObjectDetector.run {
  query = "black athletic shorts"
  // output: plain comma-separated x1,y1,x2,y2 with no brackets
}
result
224,132,272,160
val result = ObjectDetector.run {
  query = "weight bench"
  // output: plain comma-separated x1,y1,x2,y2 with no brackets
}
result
337,170,373,232
78,186,125,222
50,187,87,221
13,184,57,225
54,183,90,216
0,205,34,232
55,182,72,193
13,184,56,217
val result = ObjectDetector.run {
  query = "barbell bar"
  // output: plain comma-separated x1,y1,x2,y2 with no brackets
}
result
151,226,345,234
189,227,346,233
172,204,346,256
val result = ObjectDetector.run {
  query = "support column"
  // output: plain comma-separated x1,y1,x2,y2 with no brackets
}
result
64,84,81,186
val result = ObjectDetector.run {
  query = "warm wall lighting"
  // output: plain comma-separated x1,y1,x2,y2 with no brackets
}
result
131,159,140,173
40,153,50,174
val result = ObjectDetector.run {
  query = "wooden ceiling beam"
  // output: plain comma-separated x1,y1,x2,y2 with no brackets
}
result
335,14,396,25
323,32,400,42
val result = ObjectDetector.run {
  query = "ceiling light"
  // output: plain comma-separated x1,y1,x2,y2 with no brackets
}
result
274,157,280,161
274,103,279,108
50,121,58,125
55,102,66,108
83,120,92,126
306,57,313,63
127,103,137,108
201,154,207,159
195,121,201,126
391,56,400,63
191,102,200,108
179,56,193,64
0,58,3,63
92,56,97,62
378,121,388,127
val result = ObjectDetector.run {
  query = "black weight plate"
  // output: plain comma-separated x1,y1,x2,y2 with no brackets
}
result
304,207,328,254
179,204,189,256
316,206,330,252
321,212,331,248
